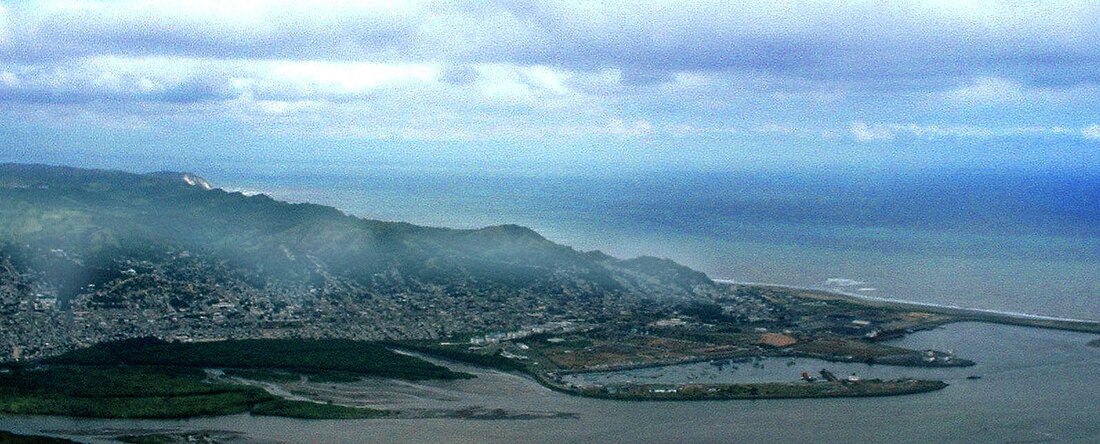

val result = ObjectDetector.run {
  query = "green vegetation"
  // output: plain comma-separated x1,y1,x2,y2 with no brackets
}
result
0,431,78,444
114,435,177,441
0,366,270,418
303,372,362,383
251,399,388,419
47,338,472,381
0,365,398,420
222,368,301,383
115,431,245,443
223,367,375,384
0,338,483,419
114,435,177,444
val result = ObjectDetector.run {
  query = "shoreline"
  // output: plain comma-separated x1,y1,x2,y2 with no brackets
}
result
715,279,1100,334
398,349,953,402
573,380,949,401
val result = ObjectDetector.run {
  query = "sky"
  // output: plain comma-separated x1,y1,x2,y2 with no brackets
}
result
1,0,1099,175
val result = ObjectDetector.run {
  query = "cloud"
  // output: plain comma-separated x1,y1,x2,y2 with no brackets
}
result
942,77,1026,105
756,123,795,135
0,53,622,142
850,121,894,142
254,99,323,115
2,1,422,61
888,123,1100,140
1,1,1099,86
468,64,581,109
0,3,9,46
0,56,447,104
439,65,478,85
850,122,1099,141
257,61,439,100
0,57,229,104
1,1,1100,148
608,118,653,137
1084,124,1100,140
887,123,994,138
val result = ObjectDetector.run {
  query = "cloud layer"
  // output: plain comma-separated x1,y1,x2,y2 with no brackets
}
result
6,1,1100,81
1,0,1099,161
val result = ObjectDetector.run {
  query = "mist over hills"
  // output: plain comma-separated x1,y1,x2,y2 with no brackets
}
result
0,164,730,360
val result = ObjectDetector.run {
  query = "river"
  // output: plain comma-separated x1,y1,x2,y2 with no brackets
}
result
3,322,1098,443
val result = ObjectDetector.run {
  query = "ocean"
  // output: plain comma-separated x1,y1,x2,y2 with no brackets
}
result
216,166,1100,321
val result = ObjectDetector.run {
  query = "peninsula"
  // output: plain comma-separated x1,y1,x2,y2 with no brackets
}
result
391,280,1084,401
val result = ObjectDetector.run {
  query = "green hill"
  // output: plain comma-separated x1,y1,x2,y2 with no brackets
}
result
0,163,716,297
0,163,724,359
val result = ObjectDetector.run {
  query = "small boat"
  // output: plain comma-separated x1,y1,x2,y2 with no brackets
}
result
966,375,982,380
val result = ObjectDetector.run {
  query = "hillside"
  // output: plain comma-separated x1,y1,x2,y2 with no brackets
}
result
0,164,736,360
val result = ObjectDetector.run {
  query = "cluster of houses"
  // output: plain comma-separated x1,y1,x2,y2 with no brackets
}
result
468,321,580,346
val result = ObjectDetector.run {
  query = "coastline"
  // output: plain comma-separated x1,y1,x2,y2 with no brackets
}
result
399,349,953,402
572,380,948,401
715,280,1100,334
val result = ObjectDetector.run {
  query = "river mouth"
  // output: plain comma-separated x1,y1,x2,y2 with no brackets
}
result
3,323,1099,444
213,352,580,421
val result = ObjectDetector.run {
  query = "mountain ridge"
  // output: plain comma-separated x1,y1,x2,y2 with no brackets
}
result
0,164,735,361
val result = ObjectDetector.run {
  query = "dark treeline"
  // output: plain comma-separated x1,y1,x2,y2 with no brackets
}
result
46,337,470,381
